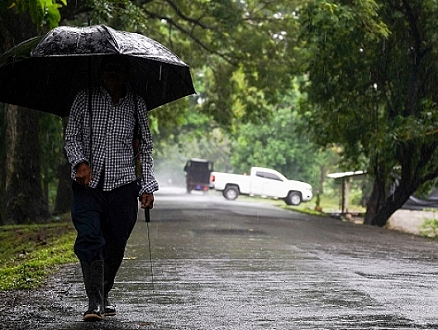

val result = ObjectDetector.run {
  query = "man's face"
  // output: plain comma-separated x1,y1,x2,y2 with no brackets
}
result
100,61,128,92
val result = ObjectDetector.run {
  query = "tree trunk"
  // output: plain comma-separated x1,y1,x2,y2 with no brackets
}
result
371,182,417,227
53,119,72,214
0,4,86,224
364,149,427,227
0,10,37,54
0,105,49,224
318,165,325,195
0,104,4,215
363,171,386,226
0,11,48,224
54,160,73,214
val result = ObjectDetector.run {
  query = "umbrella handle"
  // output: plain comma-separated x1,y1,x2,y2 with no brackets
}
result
145,208,154,292
145,208,150,223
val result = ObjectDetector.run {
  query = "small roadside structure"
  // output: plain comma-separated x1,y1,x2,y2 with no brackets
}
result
328,170,438,213
327,171,366,215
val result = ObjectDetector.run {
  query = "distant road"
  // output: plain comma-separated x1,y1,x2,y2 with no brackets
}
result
3,186,438,329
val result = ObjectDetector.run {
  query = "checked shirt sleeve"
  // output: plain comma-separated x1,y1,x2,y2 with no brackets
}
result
136,96,159,195
64,90,90,180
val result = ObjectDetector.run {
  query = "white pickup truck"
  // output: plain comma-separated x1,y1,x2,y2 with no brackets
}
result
210,167,313,205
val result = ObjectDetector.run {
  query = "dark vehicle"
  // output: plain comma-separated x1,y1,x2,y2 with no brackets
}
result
184,158,214,193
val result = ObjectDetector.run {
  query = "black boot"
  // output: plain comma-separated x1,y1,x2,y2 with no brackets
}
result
80,260,104,322
104,295,116,316
103,257,122,316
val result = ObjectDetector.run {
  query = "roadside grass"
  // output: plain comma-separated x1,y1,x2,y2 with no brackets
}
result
0,217,76,292
419,213,438,238
284,194,366,215
229,192,365,217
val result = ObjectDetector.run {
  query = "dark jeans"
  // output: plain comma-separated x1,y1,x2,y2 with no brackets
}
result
71,180,139,265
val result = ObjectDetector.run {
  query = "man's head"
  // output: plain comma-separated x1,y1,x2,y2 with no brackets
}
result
99,55,130,95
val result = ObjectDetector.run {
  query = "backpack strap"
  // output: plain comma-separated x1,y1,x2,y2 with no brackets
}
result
132,93,142,178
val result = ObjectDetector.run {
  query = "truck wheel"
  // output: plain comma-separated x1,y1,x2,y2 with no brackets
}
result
285,191,302,206
223,186,239,200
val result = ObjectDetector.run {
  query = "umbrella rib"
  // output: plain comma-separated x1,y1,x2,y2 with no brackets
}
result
102,25,120,54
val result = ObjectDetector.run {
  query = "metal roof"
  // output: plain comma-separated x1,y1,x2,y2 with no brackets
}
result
327,171,366,179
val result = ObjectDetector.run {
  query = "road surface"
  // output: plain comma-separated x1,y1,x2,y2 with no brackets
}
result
2,187,438,329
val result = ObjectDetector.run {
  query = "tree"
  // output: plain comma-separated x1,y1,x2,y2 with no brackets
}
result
298,1,438,226
39,114,69,213
1,0,66,29
0,1,92,222
0,4,57,224
1,0,309,222
0,105,49,224
229,84,338,190
90,1,310,186
89,0,305,130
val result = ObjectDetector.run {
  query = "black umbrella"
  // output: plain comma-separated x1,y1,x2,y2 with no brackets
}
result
0,24,195,116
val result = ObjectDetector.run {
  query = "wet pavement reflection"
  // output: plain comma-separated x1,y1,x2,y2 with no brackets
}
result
2,187,438,329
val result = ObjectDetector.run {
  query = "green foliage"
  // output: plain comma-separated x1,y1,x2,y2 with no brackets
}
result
299,0,438,165
230,105,316,182
420,216,438,239
315,192,321,206
229,83,337,188
4,0,66,28
298,1,390,163
95,0,306,131
413,179,438,200
246,188,364,215
298,0,438,222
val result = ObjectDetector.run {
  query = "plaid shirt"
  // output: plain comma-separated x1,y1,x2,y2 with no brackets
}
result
64,86,159,195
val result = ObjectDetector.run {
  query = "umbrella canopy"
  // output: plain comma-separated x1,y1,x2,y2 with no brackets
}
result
0,25,195,116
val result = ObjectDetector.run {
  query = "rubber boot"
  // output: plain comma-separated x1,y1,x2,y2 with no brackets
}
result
103,258,122,316
80,260,105,322
103,294,116,316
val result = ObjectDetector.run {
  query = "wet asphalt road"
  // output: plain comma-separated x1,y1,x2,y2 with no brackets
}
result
3,187,438,329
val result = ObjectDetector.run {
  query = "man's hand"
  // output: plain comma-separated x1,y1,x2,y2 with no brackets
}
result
75,163,92,186
141,193,154,209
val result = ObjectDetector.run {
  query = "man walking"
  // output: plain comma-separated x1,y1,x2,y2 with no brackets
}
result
64,55,159,321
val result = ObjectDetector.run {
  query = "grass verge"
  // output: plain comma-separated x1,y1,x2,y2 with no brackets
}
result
0,217,76,292
229,192,365,216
